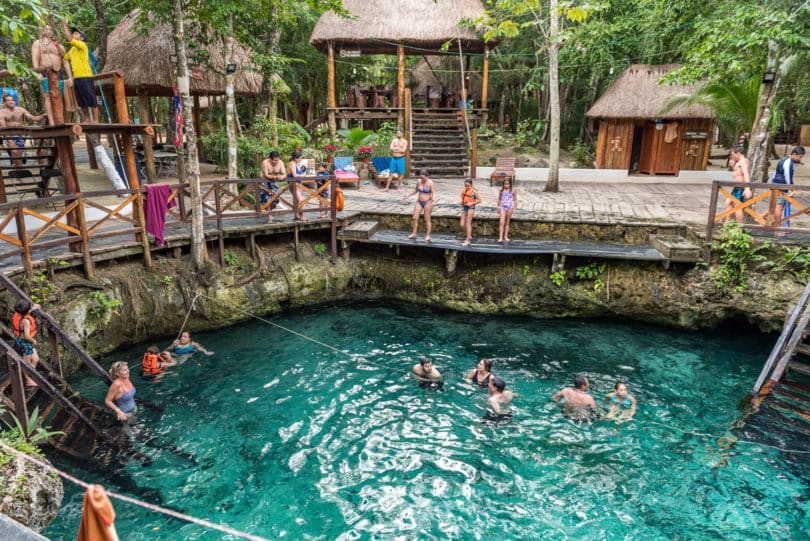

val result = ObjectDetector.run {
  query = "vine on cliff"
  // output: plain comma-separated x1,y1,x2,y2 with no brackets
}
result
713,223,767,293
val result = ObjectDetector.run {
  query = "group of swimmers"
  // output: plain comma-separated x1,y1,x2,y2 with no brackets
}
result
105,331,214,423
403,173,518,246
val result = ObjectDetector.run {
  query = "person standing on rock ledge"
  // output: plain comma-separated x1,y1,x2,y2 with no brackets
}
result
387,129,408,191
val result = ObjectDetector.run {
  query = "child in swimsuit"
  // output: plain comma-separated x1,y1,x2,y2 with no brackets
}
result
403,169,436,242
498,179,517,243
604,381,637,423
459,178,480,247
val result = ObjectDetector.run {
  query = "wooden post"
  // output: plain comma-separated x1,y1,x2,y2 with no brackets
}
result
471,129,478,178
481,46,489,128
215,183,225,266
0,165,7,203
701,119,713,171
55,135,80,236
397,44,405,128
14,203,32,277
404,88,411,178
704,181,720,263
330,173,337,264
48,329,63,378
138,93,157,182
327,41,337,136
75,194,94,279
135,189,153,269
47,69,64,125
86,136,98,169
6,354,29,433
193,95,203,157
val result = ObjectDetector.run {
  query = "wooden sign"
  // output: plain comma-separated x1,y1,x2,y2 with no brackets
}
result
339,49,361,58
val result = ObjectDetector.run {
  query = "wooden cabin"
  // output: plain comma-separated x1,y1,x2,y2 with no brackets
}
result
586,64,713,175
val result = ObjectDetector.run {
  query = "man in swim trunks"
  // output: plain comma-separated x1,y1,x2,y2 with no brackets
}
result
386,129,408,191
61,20,98,123
261,150,285,222
552,375,599,421
0,94,45,166
31,25,67,125
725,145,751,224
487,376,515,417
765,146,805,228
412,356,443,383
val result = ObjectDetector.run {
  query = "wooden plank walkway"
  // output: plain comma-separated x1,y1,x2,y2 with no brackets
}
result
347,229,667,261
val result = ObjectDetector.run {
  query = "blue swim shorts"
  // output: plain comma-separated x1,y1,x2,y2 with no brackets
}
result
390,156,406,175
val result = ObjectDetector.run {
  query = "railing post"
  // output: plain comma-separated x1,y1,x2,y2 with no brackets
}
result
14,203,33,277
704,180,720,263
75,194,94,279
48,329,63,379
135,190,152,269
215,182,225,266
331,173,337,264
5,353,29,433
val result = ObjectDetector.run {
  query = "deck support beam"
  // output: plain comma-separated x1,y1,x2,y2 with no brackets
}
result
444,249,458,275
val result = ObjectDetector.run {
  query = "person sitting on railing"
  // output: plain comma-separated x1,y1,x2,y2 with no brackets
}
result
261,150,284,223
725,145,751,224
0,94,45,166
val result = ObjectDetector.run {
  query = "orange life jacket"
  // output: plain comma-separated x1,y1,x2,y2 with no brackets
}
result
462,186,477,206
142,352,163,375
12,313,37,339
335,188,345,212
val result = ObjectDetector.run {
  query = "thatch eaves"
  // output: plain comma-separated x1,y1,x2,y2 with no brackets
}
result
310,0,494,55
104,10,263,97
586,64,713,120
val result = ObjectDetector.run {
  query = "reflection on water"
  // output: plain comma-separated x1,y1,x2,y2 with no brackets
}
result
43,304,810,539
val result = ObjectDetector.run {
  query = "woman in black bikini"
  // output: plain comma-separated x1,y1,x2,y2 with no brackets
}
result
403,169,436,241
467,358,493,387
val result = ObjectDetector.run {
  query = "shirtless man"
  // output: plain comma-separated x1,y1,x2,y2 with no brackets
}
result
0,94,45,166
260,150,285,223
725,145,751,224
412,356,443,388
31,25,67,125
551,375,599,422
487,376,515,417
386,129,408,191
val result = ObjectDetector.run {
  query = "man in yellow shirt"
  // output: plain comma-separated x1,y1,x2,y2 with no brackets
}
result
61,20,97,123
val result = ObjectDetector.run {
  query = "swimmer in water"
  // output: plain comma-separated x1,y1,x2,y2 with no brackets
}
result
551,375,599,422
166,330,214,356
486,376,514,416
603,381,636,423
412,356,443,389
467,358,493,388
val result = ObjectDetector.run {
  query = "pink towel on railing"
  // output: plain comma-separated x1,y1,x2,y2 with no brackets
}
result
144,184,176,246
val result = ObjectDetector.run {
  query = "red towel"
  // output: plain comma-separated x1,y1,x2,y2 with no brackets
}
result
144,184,176,246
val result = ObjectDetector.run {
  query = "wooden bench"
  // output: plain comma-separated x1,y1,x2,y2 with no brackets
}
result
490,156,516,187
0,136,60,202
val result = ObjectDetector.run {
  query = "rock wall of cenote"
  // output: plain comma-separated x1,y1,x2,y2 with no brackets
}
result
2,237,801,373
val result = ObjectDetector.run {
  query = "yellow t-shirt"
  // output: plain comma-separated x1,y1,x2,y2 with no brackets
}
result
64,39,92,79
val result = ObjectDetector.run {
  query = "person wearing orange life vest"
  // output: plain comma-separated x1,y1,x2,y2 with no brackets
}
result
141,345,176,379
459,178,481,247
12,300,40,387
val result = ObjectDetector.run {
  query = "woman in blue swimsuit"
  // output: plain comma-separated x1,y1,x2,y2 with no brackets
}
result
403,169,436,241
105,361,137,423
167,330,214,356
604,381,636,422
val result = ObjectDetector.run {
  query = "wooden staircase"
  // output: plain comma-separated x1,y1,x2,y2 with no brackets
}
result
410,111,469,177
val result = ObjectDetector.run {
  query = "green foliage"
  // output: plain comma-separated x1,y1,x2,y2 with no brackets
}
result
89,291,123,319
161,275,174,286
403,276,412,286
522,264,530,276
314,243,327,255
764,245,810,283
713,223,767,293
1,406,63,446
568,140,594,168
515,119,545,147
550,269,567,287
223,250,239,266
24,270,56,305
337,127,377,153
575,261,607,280
373,122,399,157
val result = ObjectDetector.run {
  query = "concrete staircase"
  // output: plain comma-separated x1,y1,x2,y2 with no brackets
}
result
410,111,468,178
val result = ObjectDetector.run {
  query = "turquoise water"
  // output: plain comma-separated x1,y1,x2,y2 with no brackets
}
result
43,304,810,539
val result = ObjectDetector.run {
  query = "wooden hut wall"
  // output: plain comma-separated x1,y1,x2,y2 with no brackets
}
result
677,118,713,171
595,119,633,169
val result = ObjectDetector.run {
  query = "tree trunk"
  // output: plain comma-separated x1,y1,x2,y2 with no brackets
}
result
545,0,561,192
92,0,108,71
748,40,781,183
171,0,206,268
225,15,237,191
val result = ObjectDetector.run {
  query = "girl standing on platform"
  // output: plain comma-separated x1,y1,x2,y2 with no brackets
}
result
403,169,436,242
498,179,517,243
459,178,480,246
288,150,308,222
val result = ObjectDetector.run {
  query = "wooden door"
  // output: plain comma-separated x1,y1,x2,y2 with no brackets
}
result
638,125,656,174
603,120,633,169
655,122,681,174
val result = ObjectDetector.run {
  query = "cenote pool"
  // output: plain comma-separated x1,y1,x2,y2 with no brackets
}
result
42,303,810,539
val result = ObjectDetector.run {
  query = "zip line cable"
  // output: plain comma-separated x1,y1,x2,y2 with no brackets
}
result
0,440,271,541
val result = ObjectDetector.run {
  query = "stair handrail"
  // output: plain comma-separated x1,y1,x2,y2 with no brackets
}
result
752,279,810,394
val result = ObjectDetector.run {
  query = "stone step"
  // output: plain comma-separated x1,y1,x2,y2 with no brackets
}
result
341,220,381,240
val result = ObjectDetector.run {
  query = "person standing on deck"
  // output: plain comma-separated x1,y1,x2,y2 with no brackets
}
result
31,25,68,125
386,129,408,191
552,375,599,421
0,94,45,166
725,146,751,224
765,146,805,228
261,150,285,223
61,20,98,123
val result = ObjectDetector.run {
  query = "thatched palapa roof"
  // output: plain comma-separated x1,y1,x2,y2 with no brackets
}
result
310,0,494,55
104,10,263,97
586,64,713,120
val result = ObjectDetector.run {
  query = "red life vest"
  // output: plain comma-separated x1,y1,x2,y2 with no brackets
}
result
462,186,477,206
12,313,37,339
142,352,163,375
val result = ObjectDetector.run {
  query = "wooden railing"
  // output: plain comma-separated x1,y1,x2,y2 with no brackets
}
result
705,180,810,261
0,175,338,277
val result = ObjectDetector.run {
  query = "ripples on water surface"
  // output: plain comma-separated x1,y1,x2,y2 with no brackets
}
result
43,304,810,539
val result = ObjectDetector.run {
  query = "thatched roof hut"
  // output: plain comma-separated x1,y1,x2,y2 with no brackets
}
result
104,10,263,96
310,0,494,55
586,64,712,119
